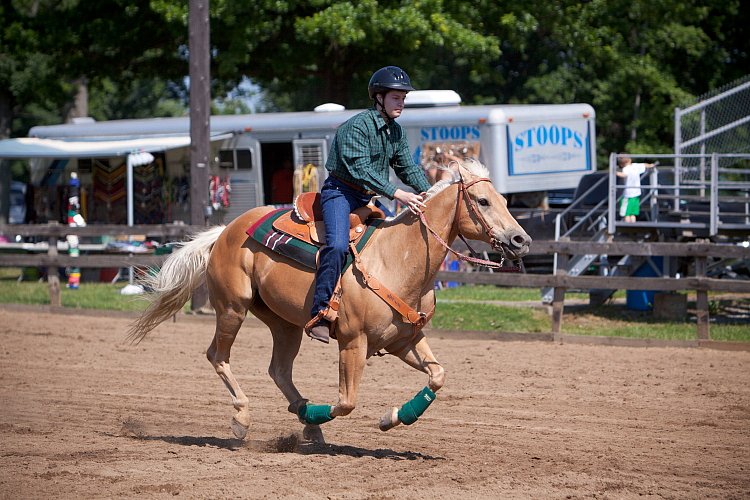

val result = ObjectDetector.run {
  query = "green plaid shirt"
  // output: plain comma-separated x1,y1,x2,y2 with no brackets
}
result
326,108,431,199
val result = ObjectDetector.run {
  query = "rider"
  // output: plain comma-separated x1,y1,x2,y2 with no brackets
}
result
306,65,432,343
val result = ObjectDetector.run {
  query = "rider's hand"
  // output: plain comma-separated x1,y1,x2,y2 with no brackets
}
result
394,188,426,214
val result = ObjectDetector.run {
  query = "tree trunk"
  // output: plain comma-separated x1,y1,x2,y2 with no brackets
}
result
319,51,354,105
630,86,641,143
64,77,89,123
0,91,13,224
0,90,13,139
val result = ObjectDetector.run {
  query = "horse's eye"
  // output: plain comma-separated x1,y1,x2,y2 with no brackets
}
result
478,198,489,206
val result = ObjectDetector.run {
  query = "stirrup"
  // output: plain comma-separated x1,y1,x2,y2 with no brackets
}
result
304,314,331,344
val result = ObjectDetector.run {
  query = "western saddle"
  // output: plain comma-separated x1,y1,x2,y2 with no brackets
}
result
272,192,386,246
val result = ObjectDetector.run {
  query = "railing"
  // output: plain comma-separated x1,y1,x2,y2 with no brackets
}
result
554,173,609,243
0,222,204,306
437,239,750,343
1,224,748,343
607,153,750,236
675,76,750,192
543,153,749,307
552,172,610,275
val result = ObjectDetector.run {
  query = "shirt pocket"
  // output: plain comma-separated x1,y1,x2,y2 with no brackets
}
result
370,152,382,164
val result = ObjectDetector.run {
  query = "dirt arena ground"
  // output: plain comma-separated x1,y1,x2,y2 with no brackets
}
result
1,306,748,499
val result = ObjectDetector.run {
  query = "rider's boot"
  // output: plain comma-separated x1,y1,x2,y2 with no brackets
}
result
305,317,331,344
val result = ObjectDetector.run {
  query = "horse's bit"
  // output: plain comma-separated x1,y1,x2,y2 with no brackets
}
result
417,173,522,272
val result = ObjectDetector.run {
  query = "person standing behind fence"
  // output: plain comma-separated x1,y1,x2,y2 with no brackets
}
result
616,155,656,223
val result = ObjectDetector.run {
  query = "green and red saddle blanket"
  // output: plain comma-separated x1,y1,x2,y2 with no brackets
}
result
245,208,384,271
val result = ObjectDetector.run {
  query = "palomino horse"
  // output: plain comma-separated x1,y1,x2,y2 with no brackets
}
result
128,160,531,439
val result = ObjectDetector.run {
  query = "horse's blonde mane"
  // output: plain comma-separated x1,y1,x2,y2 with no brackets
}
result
462,158,491,178
390,159,490,222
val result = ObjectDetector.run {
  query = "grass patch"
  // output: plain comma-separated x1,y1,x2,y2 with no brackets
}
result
0,272,747,342
703,325,750,342
563,304,750,342
436,284,590,302
432,302,550,332
0,268,149,312
434,284,749,342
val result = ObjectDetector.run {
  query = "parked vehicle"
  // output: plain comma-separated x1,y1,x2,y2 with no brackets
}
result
6,91,596,223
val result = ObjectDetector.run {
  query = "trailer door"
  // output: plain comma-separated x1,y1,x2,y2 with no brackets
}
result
292,139,328,195
221,137,263,221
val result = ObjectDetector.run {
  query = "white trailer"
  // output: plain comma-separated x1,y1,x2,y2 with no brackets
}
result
15,93,595,223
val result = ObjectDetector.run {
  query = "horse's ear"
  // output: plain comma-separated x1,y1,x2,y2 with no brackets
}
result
458,158,489,179
447,160,462,182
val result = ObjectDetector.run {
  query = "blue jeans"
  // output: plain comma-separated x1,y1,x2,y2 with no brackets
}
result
310,176,373,319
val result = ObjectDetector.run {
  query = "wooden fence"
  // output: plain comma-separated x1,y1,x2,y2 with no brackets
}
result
0,222,202,307
437,240,750,341
1,223,749,341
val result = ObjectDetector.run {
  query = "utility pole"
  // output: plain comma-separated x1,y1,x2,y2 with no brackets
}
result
189,0,212,313
189,0,210,227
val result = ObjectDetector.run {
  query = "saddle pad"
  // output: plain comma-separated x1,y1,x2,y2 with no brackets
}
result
246,208,383,270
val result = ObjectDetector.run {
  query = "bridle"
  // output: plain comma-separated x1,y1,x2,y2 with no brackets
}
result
417,170,522,272
345,170,522,352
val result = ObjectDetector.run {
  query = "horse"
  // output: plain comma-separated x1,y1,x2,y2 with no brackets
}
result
128,160,531,440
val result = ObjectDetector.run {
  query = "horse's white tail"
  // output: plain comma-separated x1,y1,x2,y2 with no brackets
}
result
127,225,226,343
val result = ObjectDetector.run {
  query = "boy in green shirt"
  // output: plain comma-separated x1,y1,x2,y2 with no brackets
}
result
306,66,431,343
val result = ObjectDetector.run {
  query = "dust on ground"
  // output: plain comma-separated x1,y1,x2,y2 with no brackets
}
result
1,306,748,499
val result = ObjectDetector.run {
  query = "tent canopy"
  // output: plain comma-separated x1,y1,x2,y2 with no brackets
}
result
0,134,232,159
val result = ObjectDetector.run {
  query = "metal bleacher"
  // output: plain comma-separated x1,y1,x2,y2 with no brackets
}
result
542,77,750,304
541,153,750,304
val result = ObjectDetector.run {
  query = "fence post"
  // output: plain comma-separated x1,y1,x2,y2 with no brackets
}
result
47,224,62,307
608,153,618,235
694,255,710,340
551,252,568,343
709,153,718,236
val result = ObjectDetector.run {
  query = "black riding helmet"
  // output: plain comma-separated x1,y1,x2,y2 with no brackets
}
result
368,66,415,99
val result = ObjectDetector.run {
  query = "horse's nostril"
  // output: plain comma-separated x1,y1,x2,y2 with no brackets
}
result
511,233,529,248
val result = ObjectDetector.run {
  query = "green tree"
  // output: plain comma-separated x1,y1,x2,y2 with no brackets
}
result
1,0,186,138
204,0,747,158
199,0,500,110
88,78,187,121
2,0,747,162
473,0,748,161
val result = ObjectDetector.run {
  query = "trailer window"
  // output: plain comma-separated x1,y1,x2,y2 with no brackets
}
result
236,149,252,169
218,149,253,170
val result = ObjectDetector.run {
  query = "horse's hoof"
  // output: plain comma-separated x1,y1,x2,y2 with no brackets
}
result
302,424,326,444
288,398,309,416
379,407,401,432
230,416,248,440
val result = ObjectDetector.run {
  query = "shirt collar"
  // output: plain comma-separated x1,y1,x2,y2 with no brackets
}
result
369,107,390,131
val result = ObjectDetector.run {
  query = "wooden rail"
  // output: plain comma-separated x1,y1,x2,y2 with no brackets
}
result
1,224,749,341
438,239,750,342
1,222,203,239
0,223,203,307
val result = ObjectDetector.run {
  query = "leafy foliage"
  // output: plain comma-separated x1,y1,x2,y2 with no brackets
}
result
1,0,186,136
1,0,748,162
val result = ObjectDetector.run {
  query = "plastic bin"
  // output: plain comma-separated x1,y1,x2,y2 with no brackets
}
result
626,257,663,311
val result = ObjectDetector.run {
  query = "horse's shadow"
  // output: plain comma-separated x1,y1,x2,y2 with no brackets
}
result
140,434,244,450
295,440,443,461
117,426,442,460
116,418,443,460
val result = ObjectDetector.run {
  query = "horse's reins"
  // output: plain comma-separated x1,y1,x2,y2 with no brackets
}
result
417,173,522,272
345,174,523,354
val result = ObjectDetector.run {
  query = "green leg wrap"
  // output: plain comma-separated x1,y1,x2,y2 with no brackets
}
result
298,403,335,425
397,386,436,425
